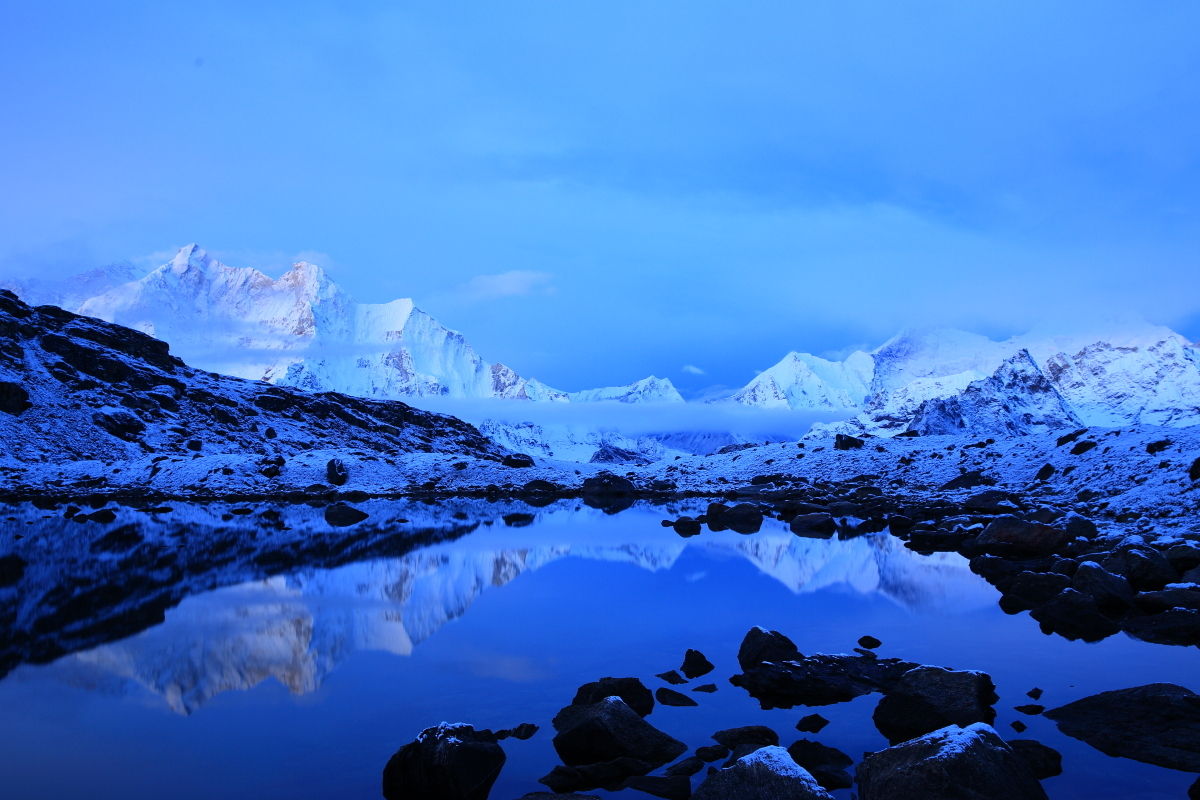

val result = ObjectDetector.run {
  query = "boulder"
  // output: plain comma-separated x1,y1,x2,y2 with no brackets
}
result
1028,589,1120,642
695,744,729,762
622,775,691,800
873,666,999,745
736,626,801,672
326,458,349,486
568,677,655,718
590,443,655,466
656,671,687,685
655,688,698,707
1006,739,1062,780
940,470,996,491
672,517,701,536
692,746,833,800
1132,586,1200,614
731,652,919,709
1001,571,1072,612
858,635,882,649
551,696,688,768
795,714,829,734
1062,512,1098,540
1103,547,1180,591
324,503,369,527
382,723,506,800
711,726,779,750
1045,683,1200,771
790,513,836,538
1121,608,1200,647
786,739,853,790
523,479,559,493
692,684,717,693
681,649,714,679
964,491,1019,514
1071,561,1135,614
973,517,1071,557
502,453,536,468
722,503,764,534
833,434,864,451
495,723,539,741
0,381,31,414
92,408,146,441
664,756,706,776
539,758,652,793
856,723,1047,800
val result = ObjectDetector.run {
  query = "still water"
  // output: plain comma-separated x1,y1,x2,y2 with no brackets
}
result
0,501,1196,799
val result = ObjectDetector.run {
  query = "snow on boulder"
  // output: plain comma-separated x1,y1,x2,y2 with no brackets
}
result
691,745,833,800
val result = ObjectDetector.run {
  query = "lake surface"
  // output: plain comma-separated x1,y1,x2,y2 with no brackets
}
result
0,501,1196,799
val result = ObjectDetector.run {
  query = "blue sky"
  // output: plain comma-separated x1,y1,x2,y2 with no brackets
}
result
2,1,1199,396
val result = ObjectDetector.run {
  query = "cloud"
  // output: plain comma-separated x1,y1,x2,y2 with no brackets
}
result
682,364,705,375
460,270,554,302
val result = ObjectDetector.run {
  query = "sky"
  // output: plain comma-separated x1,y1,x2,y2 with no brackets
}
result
2,1,1199,398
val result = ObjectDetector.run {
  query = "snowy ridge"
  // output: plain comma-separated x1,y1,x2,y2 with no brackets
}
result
569,375,684,404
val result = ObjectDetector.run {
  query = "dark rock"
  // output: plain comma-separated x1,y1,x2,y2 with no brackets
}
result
736,626,801,672
973,517,1070,557
751,473,787,485
1103,547,1179,591
722,503,764,534
581,472,635,496
539,758,652,793
502,453,535,468
1063,513,1098,540
1045,683,1200,771
661,757,704,779
656,670,687,685
887,514,914,532
186,439,202,451
1071,440,1097,455
1071,561,1136,614
711,726,779,750
1034,463,1056,481
834,434,864,450
964,490,1020,514
1006,740,1062,780
1134,586,1200,614
656,688,698,707
551,696,687,768
856,723,1047,800
1029,589,1120,642
1027,688,1043,700
523,479,558,493
0,381,31,414
789,513,836,538
692,746,833,800
1167,543,1200,573
92,408,146,441
908,527,974,552
502,513,534,527
1191,776,1200,800
517,794,602,800
681,649,714,679
672,517,701,536
787,739,853,791
704,502,730,529
1014,705,1044,716
1146,439,1173,454
969,554,1025,591
1122,608,1200,646
1001,571,1072,612
87,508,117,524
692,684,717,693
722,743,768,767
1191,457,1200,482
570,677,655,718
381,722,506,800
1056,428,1087,447
940,470,996,491
622,775,691,800
0,553,27,587
873,666,999,745
858,635,882,649
590,443,655,466
324,503,369,527
695,745,730,763
733,652,919,709
795,714,829,734
326,458,349,486
496,723,539,740
1011,720,1028,733
826,501,862,517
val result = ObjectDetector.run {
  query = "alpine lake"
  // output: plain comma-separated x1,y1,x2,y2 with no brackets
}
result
0,498,1196,800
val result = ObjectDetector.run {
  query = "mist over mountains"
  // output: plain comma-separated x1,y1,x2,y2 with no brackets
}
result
5,244,1200,463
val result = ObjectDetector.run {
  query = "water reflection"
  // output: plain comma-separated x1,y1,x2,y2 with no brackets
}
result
3,502,993,714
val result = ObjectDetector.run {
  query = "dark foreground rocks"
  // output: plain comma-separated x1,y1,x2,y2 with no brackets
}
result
872,666,999,744
382,723,506,800
692,745,834,800
551,695,687,767
1045,683,1200,771
732,650,920,709
856,723,1048,800
567,677,654,717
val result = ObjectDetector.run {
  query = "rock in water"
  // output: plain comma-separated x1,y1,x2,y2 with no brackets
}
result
736,626,801,672
873,666,999,744
681,648,715,679
622,774,691,800
324,503,369,527
856,723,1047,800
382,723,506,800
326,457,349,486
711,726,779,749
655,688,698,707
1044,683,1200,771
569,677,655,717
692,746,833,800
551,696,688,768
790,513,837,538
539,758,652,793
656,670,688,685
795,714,829,734
517,794,602,800
722,503,764,534
732,652,920,709
663,756,706,777
973,517,1071,557
1006,740,1062,780
786,739,854,790
694,745,729,762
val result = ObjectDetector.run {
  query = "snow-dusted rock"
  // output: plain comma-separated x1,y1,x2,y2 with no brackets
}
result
692,745,833,800
569,376,683,404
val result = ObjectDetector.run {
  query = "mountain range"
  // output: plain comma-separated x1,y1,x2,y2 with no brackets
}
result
5,244,1199,453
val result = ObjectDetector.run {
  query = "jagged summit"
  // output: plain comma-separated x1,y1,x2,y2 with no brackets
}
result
569,375,684,404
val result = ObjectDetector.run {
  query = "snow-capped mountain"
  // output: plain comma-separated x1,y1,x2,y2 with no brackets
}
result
734,324,1200,437
15,245,675,406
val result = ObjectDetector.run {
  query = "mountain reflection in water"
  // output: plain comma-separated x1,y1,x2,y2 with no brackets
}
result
16,516,992,715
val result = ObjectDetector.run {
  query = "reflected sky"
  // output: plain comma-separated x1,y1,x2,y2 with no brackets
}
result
0,503,1196,799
